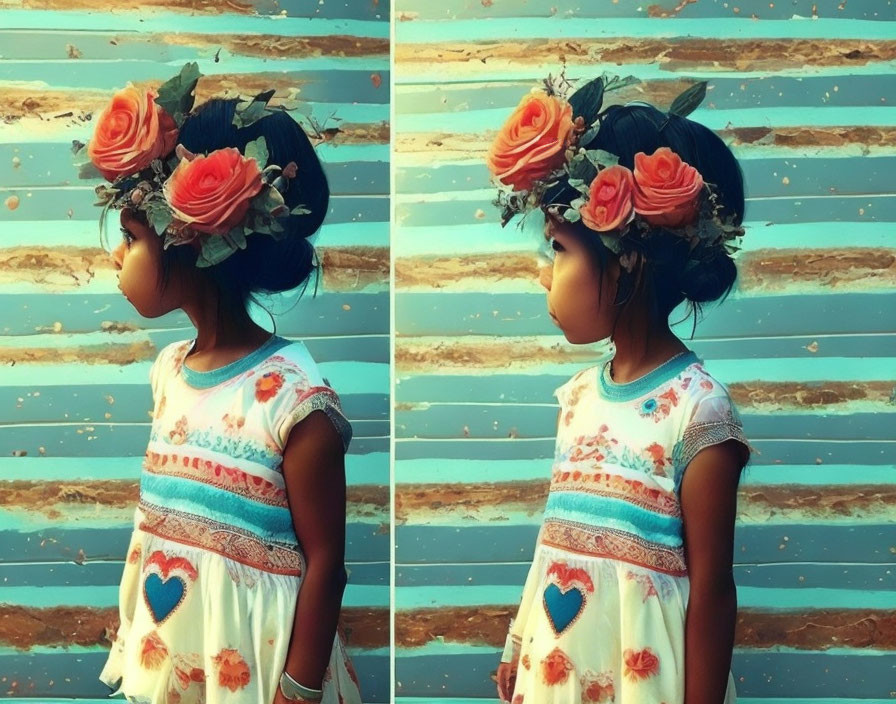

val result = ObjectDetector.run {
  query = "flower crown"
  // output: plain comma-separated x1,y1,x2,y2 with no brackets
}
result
72,63,311,268
486,73,745,270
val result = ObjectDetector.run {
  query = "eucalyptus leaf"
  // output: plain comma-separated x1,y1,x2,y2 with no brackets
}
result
668,81,708,118
585,149,619,168
244,136,269,169
570,197,586,210
579,126,600,147
144,200,174,236
155,62,202,126
290,205,312,216
563,208,581,223
568,76,605,126
233,91,275,129
599,234,623,254
568,154,597,184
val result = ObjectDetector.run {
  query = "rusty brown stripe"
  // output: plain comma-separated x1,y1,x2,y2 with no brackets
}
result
321,246,390,290
395,606,896,650
394,249,896,293
728,380,894,409
9,0,256,13
0,480,389,520
0,339,156,366
0,246,388,293
159,33,389,59
394,38,896,72
0,605,387,649
395,337,597,373
395,126,896,158
395,482,896,524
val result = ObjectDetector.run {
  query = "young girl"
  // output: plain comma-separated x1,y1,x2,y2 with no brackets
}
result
488,77,752,704
82,65,362,703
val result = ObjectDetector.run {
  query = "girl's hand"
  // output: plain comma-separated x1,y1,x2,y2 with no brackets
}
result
496,660,518,703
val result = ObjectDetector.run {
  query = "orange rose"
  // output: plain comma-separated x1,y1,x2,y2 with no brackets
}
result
623,647,660,681
213,647,251,692
541,647,574,686
632,147,704,228
580,165,635,232
88,84,178,182
581,671,615,703
164,147,264,235
487,91,574,192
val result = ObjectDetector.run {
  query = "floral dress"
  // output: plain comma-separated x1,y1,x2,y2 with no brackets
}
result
501,350,751,704
100,334,362,704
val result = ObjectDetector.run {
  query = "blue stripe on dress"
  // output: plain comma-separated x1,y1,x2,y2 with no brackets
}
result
544,490,682,546
139,472,296,544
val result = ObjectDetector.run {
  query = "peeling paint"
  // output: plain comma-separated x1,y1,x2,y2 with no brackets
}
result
395,337,596,373
739,248,896,291
396,479,548,523
728,380,894,410
10,0,255,14
394,38,896,72
160,33,389,59
395,606,896,650
321,246,390,290
395,253,540,289
0,340,156,365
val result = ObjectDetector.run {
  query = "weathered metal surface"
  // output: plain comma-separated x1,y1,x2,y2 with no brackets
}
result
393,1,896,702
0,3,390,701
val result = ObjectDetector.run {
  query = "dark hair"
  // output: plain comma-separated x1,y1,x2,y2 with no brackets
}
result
159,98,329,330
548,103,745,333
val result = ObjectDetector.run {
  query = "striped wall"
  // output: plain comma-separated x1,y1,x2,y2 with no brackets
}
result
393,1,896,702
0,2,389,701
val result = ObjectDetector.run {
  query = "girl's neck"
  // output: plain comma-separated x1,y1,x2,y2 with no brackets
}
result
608,324,689,385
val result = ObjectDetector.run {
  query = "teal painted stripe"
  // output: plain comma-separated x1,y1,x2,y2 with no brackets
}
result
0,13,391,35
394,458,896,487
396,105,896,137
396,292,896,336
395,524,896,564
396,17,896,41
0,582,387,608
0,291,388,336
394,0,892,21
393,584,896,610
0,451,388,483
0,359,386,392
545,492,682,543
394,220,896,256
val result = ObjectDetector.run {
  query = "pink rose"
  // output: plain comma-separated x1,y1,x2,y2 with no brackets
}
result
632,147,704,227
580,164,635,232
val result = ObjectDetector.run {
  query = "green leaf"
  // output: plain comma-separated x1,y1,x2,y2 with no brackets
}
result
144,200,174,236
232,89,276,129
570,197,586,211
585,149,619,168
244,136,269,170
568,76,605,126
567,153,597,184
562,208,581,223
668,81,708,118
155,62,202,126
290,205,312,216
599,234,622,254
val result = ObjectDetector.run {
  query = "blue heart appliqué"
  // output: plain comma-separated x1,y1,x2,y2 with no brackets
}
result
144,573,186,624
543,583,585,635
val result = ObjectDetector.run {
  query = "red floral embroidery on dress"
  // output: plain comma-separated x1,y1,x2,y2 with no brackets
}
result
541,647,575,686
623,647,660,681
563,380,589,426
581,670,615,702
127,544,142,564
512,695,524,704
213,647,251,691
170,652,205,692
156,393,167,419
255,371,284,402
567,425,616,464
625,570,658,602
168,415,189,444
547,561,595,594
145,550,199,581
522,653,531,670
139,630,168,670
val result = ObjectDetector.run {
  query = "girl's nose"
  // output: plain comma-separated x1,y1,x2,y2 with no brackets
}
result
538,264,552,291
111,241,125,270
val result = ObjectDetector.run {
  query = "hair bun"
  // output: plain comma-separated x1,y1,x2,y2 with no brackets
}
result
678,244,737,304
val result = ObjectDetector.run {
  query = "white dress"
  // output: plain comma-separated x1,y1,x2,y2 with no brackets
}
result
502,350,750,704
100,334,362,704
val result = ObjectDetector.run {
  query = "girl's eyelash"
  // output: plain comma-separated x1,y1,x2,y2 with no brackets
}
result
120,226,135,244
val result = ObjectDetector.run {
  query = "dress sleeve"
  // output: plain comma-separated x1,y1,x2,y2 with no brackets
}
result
273,384,353,454
674,391,751,490
500,526,544,663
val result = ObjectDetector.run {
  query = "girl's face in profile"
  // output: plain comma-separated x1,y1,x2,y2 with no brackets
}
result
111,209,182,318
540,217,620,345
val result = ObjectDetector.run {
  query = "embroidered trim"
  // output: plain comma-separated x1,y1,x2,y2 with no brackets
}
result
550,470,680,517
143,450,288,508
673,412,750,489
540,519,687,576
138,501,304,576
280,386,353,452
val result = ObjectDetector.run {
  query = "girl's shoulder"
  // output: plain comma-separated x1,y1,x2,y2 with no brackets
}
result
552,362,602,408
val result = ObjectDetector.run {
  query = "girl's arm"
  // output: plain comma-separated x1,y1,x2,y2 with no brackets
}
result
280,409,349,693
679,438,746,704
